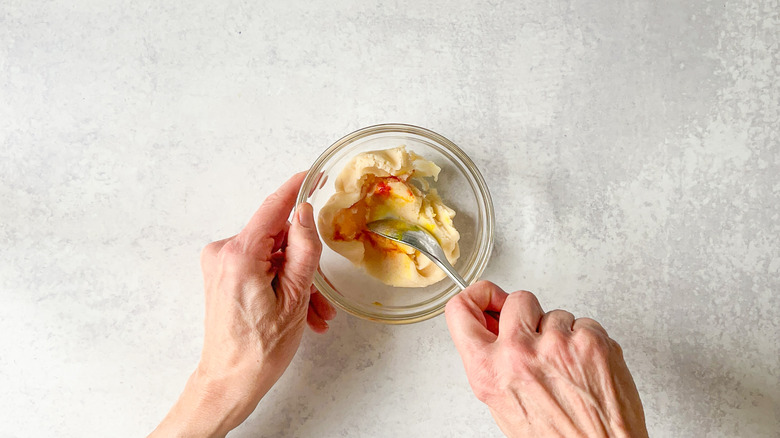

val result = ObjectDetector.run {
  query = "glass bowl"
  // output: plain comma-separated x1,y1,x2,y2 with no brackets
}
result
296,124,494,324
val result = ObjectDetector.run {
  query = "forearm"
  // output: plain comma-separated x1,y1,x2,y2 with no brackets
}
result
148,369,255,438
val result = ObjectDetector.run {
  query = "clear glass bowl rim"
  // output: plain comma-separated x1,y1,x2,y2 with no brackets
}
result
296,123,495,324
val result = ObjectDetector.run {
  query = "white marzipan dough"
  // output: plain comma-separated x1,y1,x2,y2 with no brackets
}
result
318,146,460,287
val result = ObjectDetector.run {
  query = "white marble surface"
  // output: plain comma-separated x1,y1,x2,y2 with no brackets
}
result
2,0,778,436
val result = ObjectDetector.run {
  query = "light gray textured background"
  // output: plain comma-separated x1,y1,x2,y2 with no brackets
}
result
1,0,778,437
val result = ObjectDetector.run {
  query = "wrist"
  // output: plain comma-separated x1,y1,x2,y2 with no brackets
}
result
149,367,260,438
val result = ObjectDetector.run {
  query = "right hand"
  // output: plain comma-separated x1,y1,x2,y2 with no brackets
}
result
445,281,648,438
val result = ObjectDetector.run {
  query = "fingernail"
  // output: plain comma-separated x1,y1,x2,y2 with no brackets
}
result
297,203,315,228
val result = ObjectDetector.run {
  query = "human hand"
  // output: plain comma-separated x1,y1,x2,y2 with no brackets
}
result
150,172,336,438
445,281,647,438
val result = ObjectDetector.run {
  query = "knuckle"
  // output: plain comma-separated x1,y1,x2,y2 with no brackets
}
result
578,317,608,334
502,291,524,307
503,291,521,304
573,329,611,357
506,290,540,308
213,240,257,275
200,241,221,263
554,309,575,320
512,289,536,300
466,280,506,298
578,316,600,326
216,240,242,261
609,337,624,357
471,280,495,291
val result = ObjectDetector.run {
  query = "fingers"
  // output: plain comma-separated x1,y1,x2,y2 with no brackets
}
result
310,287,336,320
485,312,500,336
538,310,575,334
307,304,329,333
445,281,508,352
306,286,337,333
272,221,291,253
307,171,327,197
277,202,323,310
235,172,307,258
497,290,544,339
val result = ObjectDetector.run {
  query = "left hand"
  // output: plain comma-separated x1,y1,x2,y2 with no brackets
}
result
149,172,336,438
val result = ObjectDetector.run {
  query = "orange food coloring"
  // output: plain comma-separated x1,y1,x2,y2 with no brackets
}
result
330,175,415,255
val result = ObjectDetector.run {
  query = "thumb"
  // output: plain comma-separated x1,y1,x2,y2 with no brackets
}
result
278,202,322,310
445,281,508,357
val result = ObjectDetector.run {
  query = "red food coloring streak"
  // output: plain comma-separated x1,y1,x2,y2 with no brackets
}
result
375,181,392,196
331,174,413,246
